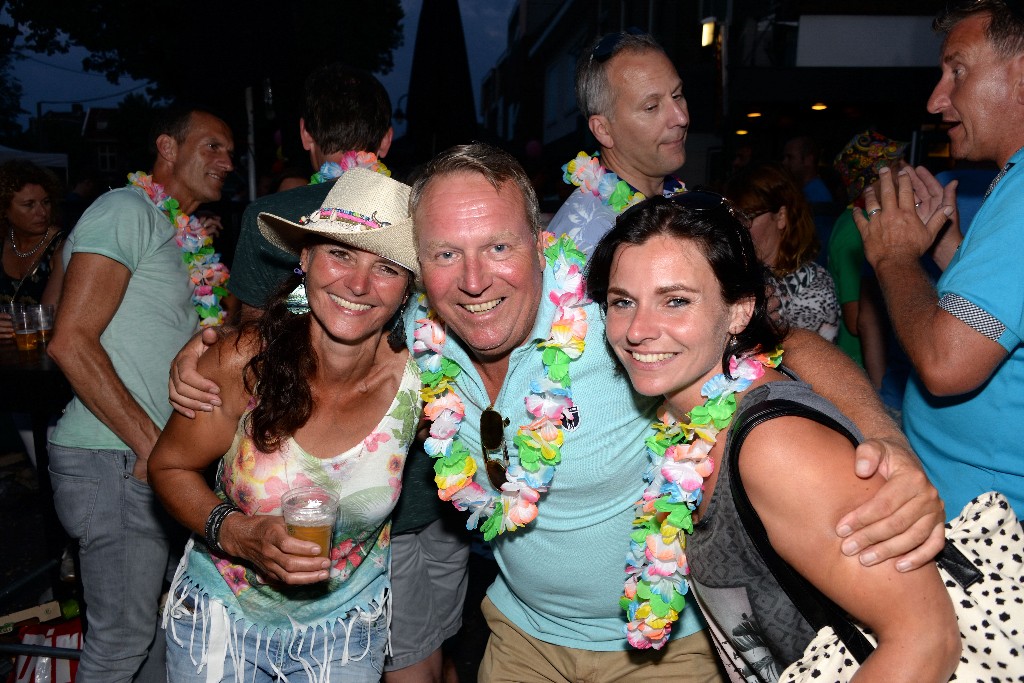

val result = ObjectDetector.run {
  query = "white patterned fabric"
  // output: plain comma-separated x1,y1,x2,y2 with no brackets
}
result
779,491,1024,682
770,262,839,342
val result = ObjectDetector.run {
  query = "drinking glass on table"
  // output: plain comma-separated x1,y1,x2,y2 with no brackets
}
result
31,304,55,343
12,305,40,351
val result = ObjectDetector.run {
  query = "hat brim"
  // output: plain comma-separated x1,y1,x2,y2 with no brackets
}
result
258,211,420,280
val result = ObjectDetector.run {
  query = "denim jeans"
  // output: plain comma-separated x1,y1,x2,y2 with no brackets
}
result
165,590,388,682
48,444,174,683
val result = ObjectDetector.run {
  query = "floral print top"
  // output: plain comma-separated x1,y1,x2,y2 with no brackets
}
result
173,356,421,632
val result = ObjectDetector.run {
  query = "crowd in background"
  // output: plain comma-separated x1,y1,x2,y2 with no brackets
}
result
2,1,1023,682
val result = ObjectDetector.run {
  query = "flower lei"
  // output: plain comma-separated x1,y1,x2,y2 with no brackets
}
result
412,233,588,541
127,172,230,327
561,151,685,214
624,346,784,650
309,151,390,184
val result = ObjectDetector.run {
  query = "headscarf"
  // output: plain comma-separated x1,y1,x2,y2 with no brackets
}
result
833,130,908,204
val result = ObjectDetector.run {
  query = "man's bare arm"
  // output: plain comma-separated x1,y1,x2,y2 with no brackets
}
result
48,253,162,479
168,302,264,417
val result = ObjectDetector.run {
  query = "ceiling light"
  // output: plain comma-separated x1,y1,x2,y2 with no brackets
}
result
701,18,716,47
811,102,828,111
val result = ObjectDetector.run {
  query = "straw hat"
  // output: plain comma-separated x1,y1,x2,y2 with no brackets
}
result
258,167,419,277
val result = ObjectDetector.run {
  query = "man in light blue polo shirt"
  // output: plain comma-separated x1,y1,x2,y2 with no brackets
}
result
856,0,1024,517
409,143,944,683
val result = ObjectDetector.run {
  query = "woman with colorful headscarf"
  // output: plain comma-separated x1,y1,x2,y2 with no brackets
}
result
826,131,908,366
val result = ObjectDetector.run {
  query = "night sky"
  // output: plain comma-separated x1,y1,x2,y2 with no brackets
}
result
11,0,518,136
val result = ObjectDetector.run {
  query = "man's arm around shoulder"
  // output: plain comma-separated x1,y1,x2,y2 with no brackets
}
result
783,329,946,570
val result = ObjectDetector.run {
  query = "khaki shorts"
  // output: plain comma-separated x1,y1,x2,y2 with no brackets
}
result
478,596,725,683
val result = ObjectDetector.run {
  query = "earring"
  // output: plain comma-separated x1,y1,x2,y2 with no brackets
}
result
386,296,410,348
285,266,309,315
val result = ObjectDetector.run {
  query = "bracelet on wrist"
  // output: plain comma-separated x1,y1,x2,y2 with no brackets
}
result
204,501,241,555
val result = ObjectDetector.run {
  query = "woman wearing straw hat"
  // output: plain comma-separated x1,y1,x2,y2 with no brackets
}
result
149,168,421,681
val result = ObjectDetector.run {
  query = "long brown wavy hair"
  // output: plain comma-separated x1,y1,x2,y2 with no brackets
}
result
242,274,318,452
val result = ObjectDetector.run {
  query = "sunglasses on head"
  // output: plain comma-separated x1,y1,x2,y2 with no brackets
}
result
738,207,770,222
481,405,510,490
616,189,754,268
591,26,648,62
617,189,729,224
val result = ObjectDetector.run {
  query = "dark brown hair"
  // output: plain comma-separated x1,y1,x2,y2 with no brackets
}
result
241,247,411,451
302,63,391,155
586,194,785,377
242,274,317,452
0,160,63,230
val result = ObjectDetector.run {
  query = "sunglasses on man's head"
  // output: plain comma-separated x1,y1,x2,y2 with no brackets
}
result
481,405,510,490
591,26,647,62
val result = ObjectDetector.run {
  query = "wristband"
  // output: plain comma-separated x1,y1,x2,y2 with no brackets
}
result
204,501,241,555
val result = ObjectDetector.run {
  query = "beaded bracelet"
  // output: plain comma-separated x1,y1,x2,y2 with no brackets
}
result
204,501,241,555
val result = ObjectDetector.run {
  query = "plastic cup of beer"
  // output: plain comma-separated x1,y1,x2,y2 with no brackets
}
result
12,306,40,351
32,304,55,343
280,486,338,559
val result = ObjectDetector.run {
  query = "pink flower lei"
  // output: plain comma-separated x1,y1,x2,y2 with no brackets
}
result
412,233,588,541
127,172,230,327
561,151,686,214
623,347,783,649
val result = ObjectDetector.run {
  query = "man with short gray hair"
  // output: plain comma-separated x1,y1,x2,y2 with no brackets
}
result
549,30,688,254
49,107,234,682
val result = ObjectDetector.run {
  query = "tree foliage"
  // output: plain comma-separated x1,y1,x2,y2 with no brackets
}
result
2,0,404,118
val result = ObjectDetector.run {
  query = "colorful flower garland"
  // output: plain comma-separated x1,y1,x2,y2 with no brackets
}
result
624,347,783,650
309,151,390,185
561,151,685,214
128,172,230,327
412,233,588,542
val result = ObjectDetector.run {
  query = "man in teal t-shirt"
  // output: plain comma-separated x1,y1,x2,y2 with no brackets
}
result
405,143,944,683
48,108,233,682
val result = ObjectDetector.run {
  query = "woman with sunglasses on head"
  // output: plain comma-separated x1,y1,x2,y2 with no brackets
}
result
724,162,839,342
148,169,421,682
585,192,963,682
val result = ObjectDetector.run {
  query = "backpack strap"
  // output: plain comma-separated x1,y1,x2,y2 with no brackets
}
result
727,398,876,664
